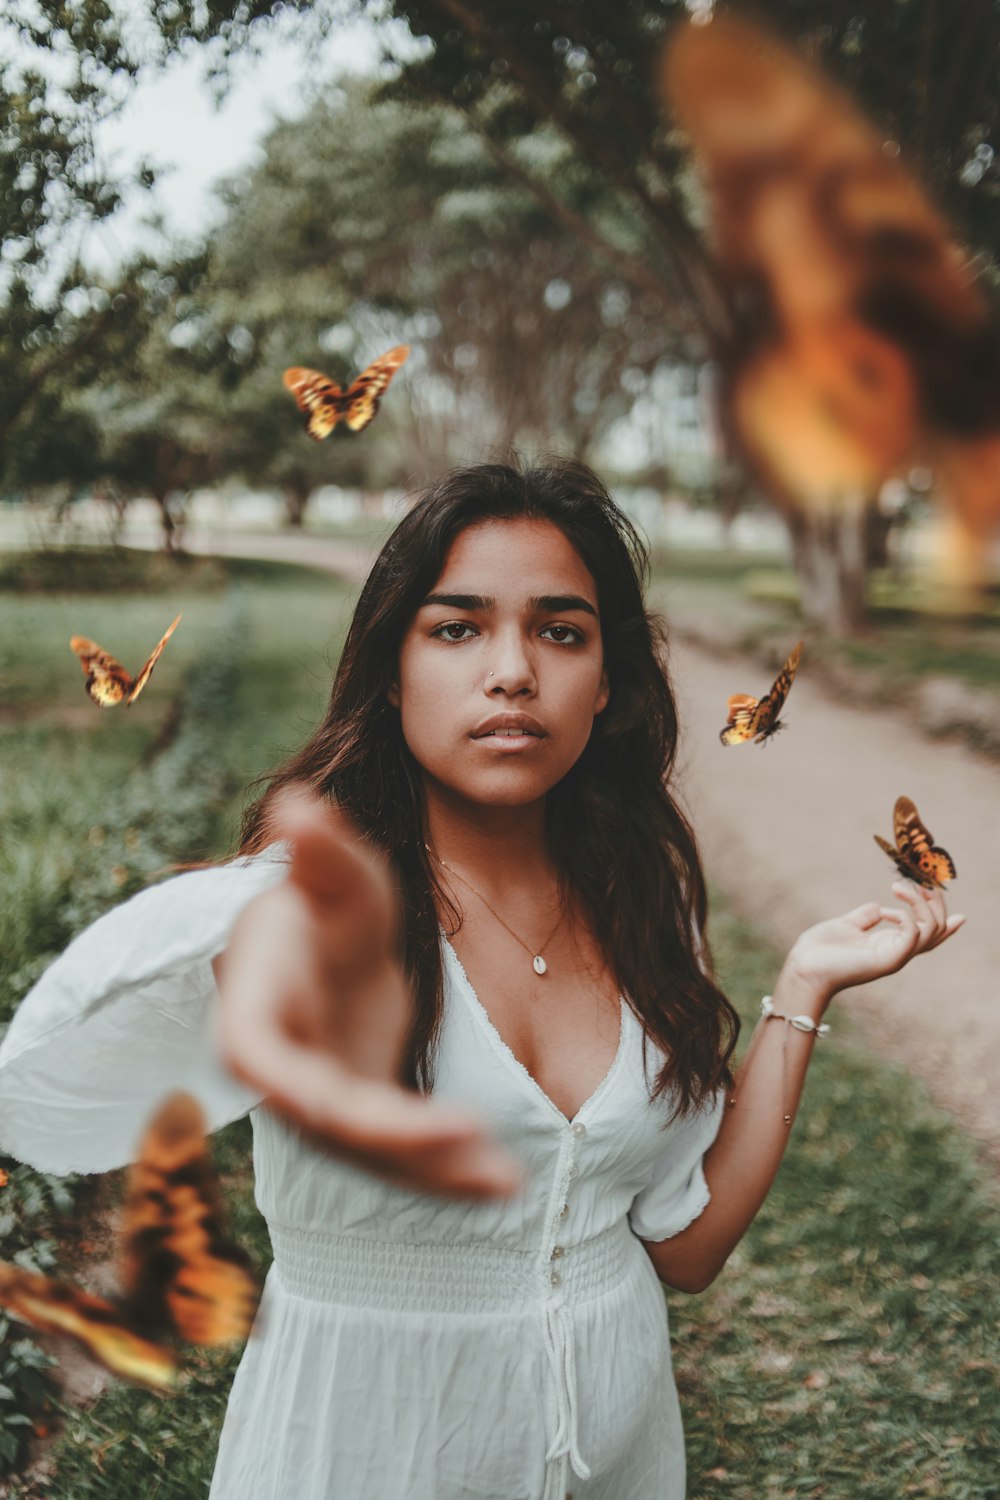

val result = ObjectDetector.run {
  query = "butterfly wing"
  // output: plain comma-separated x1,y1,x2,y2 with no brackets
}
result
662,16,989,513
892,796,956,888
283,367,348,440
125,614,182,706
0,1263,177,1392
749,640,803,740
719,693,760,745
343,344,410,432
120,1092,259,1349
874,832,916,883
69,636,133,708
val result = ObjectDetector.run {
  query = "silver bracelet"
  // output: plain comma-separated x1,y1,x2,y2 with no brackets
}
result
760,993,831,1037
728,995,831,1126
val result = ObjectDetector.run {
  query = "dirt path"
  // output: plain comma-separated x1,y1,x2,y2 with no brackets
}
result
668,642,1000,1159
178,528,1000,1158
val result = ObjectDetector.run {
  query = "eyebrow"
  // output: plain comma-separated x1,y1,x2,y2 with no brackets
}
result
419,592,598,619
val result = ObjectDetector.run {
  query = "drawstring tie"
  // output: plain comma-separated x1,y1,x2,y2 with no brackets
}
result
542,1294,591,1498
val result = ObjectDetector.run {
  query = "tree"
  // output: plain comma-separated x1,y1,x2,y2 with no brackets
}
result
0,0,348,474
368,0,1000,629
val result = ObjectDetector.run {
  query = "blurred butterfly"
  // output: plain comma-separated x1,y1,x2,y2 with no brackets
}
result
283,345,410,439
70,615,181,708
662,17,1000,571
0,1092,259,1393
874,795,956,890
719,640,803,746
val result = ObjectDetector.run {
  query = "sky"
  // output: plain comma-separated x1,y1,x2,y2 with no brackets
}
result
84,12,395,270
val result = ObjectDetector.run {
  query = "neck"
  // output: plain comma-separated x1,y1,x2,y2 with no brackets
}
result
423,781,555,893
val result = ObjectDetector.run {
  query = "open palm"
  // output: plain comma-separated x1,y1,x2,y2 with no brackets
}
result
787,883,965,1002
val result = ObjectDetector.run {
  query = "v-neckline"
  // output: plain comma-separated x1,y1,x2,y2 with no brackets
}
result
441,934,628,1128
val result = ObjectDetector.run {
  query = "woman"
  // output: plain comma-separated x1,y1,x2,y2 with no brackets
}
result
0,458,962,1500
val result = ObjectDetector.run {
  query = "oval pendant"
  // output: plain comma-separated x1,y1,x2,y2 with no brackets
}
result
532,955,547,975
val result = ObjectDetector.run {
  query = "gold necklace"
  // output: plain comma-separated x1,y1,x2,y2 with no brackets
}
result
428,849,565,976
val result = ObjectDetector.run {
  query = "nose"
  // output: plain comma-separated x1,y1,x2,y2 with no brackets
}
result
483,628,536,696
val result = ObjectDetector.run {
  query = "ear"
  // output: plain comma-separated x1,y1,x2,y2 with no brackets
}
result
594,669,610,716
386,681,400,708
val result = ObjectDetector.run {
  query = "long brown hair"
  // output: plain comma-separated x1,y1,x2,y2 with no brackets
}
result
240,457,739,1113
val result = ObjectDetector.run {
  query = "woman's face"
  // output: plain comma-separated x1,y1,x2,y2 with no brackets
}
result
390,518,610,814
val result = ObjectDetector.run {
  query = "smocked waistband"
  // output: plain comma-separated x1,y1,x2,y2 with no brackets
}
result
268,1217,638,1313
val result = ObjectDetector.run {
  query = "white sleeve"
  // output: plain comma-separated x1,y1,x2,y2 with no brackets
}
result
628,1089,726,1242
0,847,289,1176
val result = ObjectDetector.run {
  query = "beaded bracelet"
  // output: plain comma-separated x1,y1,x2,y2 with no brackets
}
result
729,994,831,1125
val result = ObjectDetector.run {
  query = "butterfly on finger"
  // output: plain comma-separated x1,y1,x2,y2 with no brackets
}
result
719,640,803,746
874,796,956,890
70,615,181,708
0,1092,260,1393
283,345,410,439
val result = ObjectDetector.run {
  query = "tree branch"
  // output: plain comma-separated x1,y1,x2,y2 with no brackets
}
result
419,0,732,346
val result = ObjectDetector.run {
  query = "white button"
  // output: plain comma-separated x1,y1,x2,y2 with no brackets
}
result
550,1270,562,1288
567,1164,578,1179
559,1203,569,1220
551,1244,565,1259
571,1122,587,1138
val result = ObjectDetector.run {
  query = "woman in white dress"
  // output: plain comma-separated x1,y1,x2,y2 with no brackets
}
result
0,458,962,1500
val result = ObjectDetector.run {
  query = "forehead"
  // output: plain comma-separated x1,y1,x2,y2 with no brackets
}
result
432,519,597,598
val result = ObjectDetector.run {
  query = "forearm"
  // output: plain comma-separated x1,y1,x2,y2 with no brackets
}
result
642,962,829,1292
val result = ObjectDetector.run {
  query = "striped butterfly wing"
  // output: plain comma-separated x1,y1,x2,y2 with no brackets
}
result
343,344,410,432
748,640,803,740
0,1265,178,1393
283,367,349,440
69,636,133,707
719,693,760,745
661,15,988,514
0,1093,258,1393
125,614,182,706
119,1092,259,1350
892,796,956,888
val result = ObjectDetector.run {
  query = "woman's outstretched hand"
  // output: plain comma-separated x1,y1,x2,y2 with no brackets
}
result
783,881,966,1008
213,791,521,1200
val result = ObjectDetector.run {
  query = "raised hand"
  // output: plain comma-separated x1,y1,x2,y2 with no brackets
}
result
213,791,520,1200
783,882,965,1006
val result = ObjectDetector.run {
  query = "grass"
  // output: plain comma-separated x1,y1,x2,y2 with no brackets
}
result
649,552,1000,708
1,549,997,1498
0,555,351,1020
674,905,1000,1500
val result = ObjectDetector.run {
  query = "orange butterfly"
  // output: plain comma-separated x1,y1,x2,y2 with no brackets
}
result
283,345,410,439
70,615,181,708
0,1093,259,1393
719,640,803,746
662,16,1000,570
874,796,956,890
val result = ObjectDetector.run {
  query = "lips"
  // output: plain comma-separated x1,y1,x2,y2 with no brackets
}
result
470,713,546,740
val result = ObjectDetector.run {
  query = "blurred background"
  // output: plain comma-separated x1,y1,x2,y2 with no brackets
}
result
1,3,998,1497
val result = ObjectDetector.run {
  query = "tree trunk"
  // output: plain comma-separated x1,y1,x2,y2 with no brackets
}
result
786,500,872,635
283,481,311,528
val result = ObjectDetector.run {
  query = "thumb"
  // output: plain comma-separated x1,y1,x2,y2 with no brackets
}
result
273,789,388,910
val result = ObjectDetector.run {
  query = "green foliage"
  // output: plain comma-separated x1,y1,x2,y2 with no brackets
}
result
0,558,346,1483
674,902,1000,1500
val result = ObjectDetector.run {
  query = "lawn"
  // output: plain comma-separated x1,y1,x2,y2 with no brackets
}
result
0,551,997,1500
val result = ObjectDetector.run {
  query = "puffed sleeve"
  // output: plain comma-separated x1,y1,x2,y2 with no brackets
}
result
628,1088,726,1242
0,847,289,1176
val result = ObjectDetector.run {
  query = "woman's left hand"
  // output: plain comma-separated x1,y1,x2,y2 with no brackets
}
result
783,882,966,1007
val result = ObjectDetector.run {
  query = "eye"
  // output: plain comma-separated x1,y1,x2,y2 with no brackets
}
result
540,624,584,644
431,621,479,643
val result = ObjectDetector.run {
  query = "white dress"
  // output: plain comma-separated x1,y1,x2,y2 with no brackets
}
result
0,849,724,1500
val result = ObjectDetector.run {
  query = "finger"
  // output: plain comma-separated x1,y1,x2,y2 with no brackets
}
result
924,912,966,951
224,1030,520,1196
272,789,390,912
844,901,885,931
891,882,940,944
